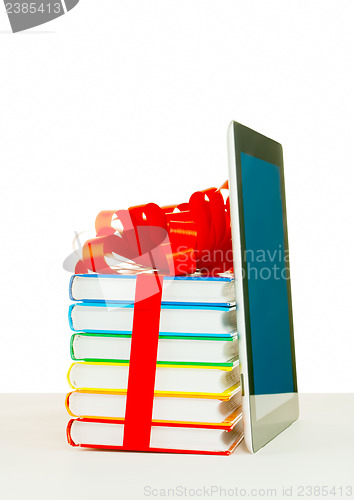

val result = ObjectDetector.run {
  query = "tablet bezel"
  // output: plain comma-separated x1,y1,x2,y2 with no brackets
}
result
227,121,299,453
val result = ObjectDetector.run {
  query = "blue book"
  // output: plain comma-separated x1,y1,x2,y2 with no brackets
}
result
69,302,236,338
70,273,235,307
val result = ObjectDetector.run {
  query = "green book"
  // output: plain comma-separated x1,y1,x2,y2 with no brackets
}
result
70,332,238,367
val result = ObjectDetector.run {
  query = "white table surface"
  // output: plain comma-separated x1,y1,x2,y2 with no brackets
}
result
0,394,353,500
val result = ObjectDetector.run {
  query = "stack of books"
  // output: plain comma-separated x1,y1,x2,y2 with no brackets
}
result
66,273,243,455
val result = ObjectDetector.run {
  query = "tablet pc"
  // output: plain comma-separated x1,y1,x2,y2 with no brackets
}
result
227,121,299,453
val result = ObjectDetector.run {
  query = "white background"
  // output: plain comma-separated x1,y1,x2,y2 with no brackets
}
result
0,0,353,392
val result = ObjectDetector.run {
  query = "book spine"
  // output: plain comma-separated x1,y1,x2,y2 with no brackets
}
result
68,304,75,331
65,392,76,417
69,275,75,301
70,334,77,360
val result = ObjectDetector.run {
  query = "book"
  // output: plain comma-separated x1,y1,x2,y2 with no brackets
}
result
70,332,238,366
67,361,240,396
69,303,236,336
70,273,235,306
66,388,242,426
67,418,244,455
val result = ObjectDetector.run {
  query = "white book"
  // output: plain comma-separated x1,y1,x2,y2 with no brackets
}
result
68,362,240,396
70,273,235,305
69,303,237,336
66,388,242,424
70,333,238,365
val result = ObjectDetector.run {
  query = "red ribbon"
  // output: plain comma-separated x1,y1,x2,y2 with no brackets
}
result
75,181,232,277
123,273,163,450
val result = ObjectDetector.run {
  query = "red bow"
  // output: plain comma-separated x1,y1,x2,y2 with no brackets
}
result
75,181,232,277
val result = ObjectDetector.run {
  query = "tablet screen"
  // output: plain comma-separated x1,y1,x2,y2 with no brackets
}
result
240,153,295,409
